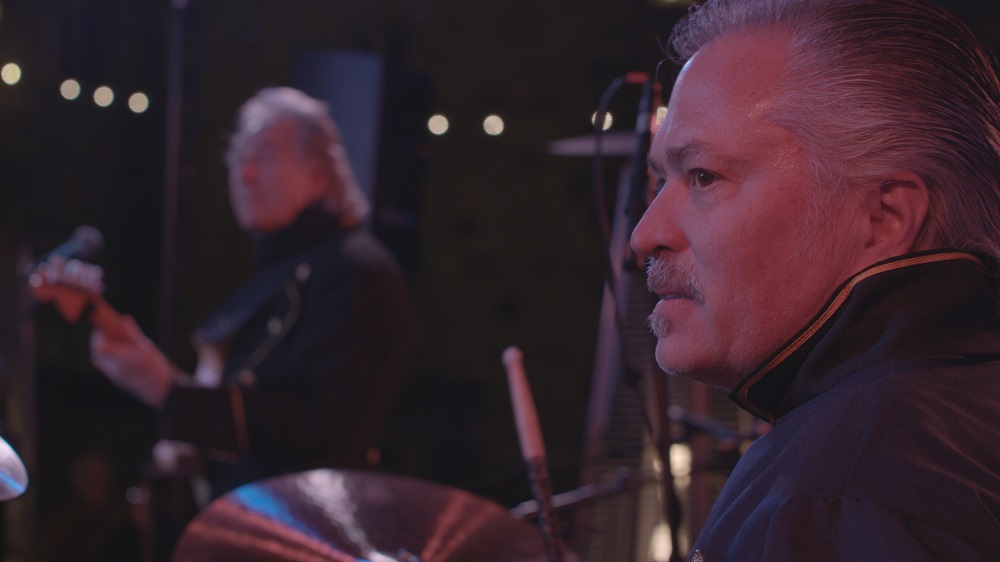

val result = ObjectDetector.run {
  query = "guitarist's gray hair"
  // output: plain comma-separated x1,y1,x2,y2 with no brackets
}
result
227,87,369,228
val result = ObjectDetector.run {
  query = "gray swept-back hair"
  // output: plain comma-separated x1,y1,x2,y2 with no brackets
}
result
227,87,369,227
668,0,1000,267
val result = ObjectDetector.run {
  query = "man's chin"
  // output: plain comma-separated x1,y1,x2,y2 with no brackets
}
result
654,347,741,391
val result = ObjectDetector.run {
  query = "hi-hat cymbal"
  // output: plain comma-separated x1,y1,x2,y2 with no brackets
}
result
547,130,638,157
0,434,27,501
171,469,568,562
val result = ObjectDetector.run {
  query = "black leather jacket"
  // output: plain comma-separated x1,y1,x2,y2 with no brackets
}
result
163,205,413,496
691,251,1000,561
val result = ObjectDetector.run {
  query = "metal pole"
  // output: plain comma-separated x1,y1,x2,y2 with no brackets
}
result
158,0,188,355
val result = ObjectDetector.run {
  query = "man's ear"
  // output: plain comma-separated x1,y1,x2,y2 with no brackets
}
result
863,171,929,259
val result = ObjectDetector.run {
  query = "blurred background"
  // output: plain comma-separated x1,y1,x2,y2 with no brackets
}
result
0,0,995,561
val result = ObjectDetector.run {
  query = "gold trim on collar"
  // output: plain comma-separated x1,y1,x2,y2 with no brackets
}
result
733,251,984,422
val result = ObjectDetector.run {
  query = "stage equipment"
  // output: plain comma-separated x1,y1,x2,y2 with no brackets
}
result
547,71,754,561
171,469,559,562
26,225,103,272
510,468,637,521
567,72,687,562
0,434,26,501
546,130,637,158
292,50,384,203
503,346,565,562
0,225,105,509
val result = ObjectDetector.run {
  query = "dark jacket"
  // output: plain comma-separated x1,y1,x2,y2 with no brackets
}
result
690,251,1000,561
161,206,413,496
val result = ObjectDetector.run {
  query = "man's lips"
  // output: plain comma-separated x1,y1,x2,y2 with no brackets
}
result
658,291,693,300
649,283,697,300
653,295,694,314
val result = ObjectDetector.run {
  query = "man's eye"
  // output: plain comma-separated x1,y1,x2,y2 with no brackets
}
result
650,178,666,197
692,169,718,188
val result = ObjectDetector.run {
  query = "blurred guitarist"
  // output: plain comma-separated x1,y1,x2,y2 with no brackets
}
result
88,87,414,511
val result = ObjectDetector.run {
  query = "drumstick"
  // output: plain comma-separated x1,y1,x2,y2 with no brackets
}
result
502,346,564,562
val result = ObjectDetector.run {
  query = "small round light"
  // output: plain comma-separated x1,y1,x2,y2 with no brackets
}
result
592,111,613,131
93,86,114,107
655,106,668,127
126,486,149,505
483,114,504,136
1,63,21,85
128,92,150,113
60,79,81,100
427,114,449,135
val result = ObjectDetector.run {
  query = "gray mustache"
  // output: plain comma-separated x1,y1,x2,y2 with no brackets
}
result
646,258,704,301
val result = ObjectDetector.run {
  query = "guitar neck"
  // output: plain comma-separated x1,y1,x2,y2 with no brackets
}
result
86,297,129,340
28,256,133,341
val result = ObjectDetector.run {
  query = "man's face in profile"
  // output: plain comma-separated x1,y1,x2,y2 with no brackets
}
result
631,32,870,390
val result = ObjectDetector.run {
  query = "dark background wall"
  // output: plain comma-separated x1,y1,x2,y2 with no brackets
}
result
0,0,690,530
0,0,995,558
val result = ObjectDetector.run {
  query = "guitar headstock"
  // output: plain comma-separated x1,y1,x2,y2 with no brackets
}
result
28,256,106,324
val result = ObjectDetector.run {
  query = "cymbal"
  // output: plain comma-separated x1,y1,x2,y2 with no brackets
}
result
0,434,27,501
171,469,567,562
547,130,638,157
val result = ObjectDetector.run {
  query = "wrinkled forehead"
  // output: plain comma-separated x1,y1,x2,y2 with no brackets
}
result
674,31,790,111
652,32,793,156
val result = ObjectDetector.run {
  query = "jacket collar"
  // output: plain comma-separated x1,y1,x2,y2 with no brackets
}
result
194,206,351,344
252,203,347,267
731,250,998,423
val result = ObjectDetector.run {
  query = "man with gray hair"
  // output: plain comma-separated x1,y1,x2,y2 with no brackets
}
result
631,0,1000,559
90,87,413,501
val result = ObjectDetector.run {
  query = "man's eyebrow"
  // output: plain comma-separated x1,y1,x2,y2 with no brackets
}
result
668,141,709,168
650,140,750,172
648,141,710,173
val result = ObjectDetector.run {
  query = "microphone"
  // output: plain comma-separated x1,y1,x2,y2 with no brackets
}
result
630,76,656,209
624,75,659,272
32,225,104,267
53,225,104,260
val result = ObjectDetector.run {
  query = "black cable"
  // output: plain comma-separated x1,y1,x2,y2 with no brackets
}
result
592,74,627,251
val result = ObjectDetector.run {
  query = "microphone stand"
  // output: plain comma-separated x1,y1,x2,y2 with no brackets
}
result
619,74,685,562
623,76,682,562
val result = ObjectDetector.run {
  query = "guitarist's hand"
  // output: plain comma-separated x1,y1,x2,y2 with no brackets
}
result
90,314,176,410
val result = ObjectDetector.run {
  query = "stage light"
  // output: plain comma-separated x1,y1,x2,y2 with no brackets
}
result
483,114,504,136
655,106,668,126
126,486,149,505
128,92,150,113
591,111,613,131
93,86,114,107
1,63,21,85
427,114,449,135
60,79,81,100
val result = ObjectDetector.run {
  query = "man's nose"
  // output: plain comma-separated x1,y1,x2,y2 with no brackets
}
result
630,190,682,258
